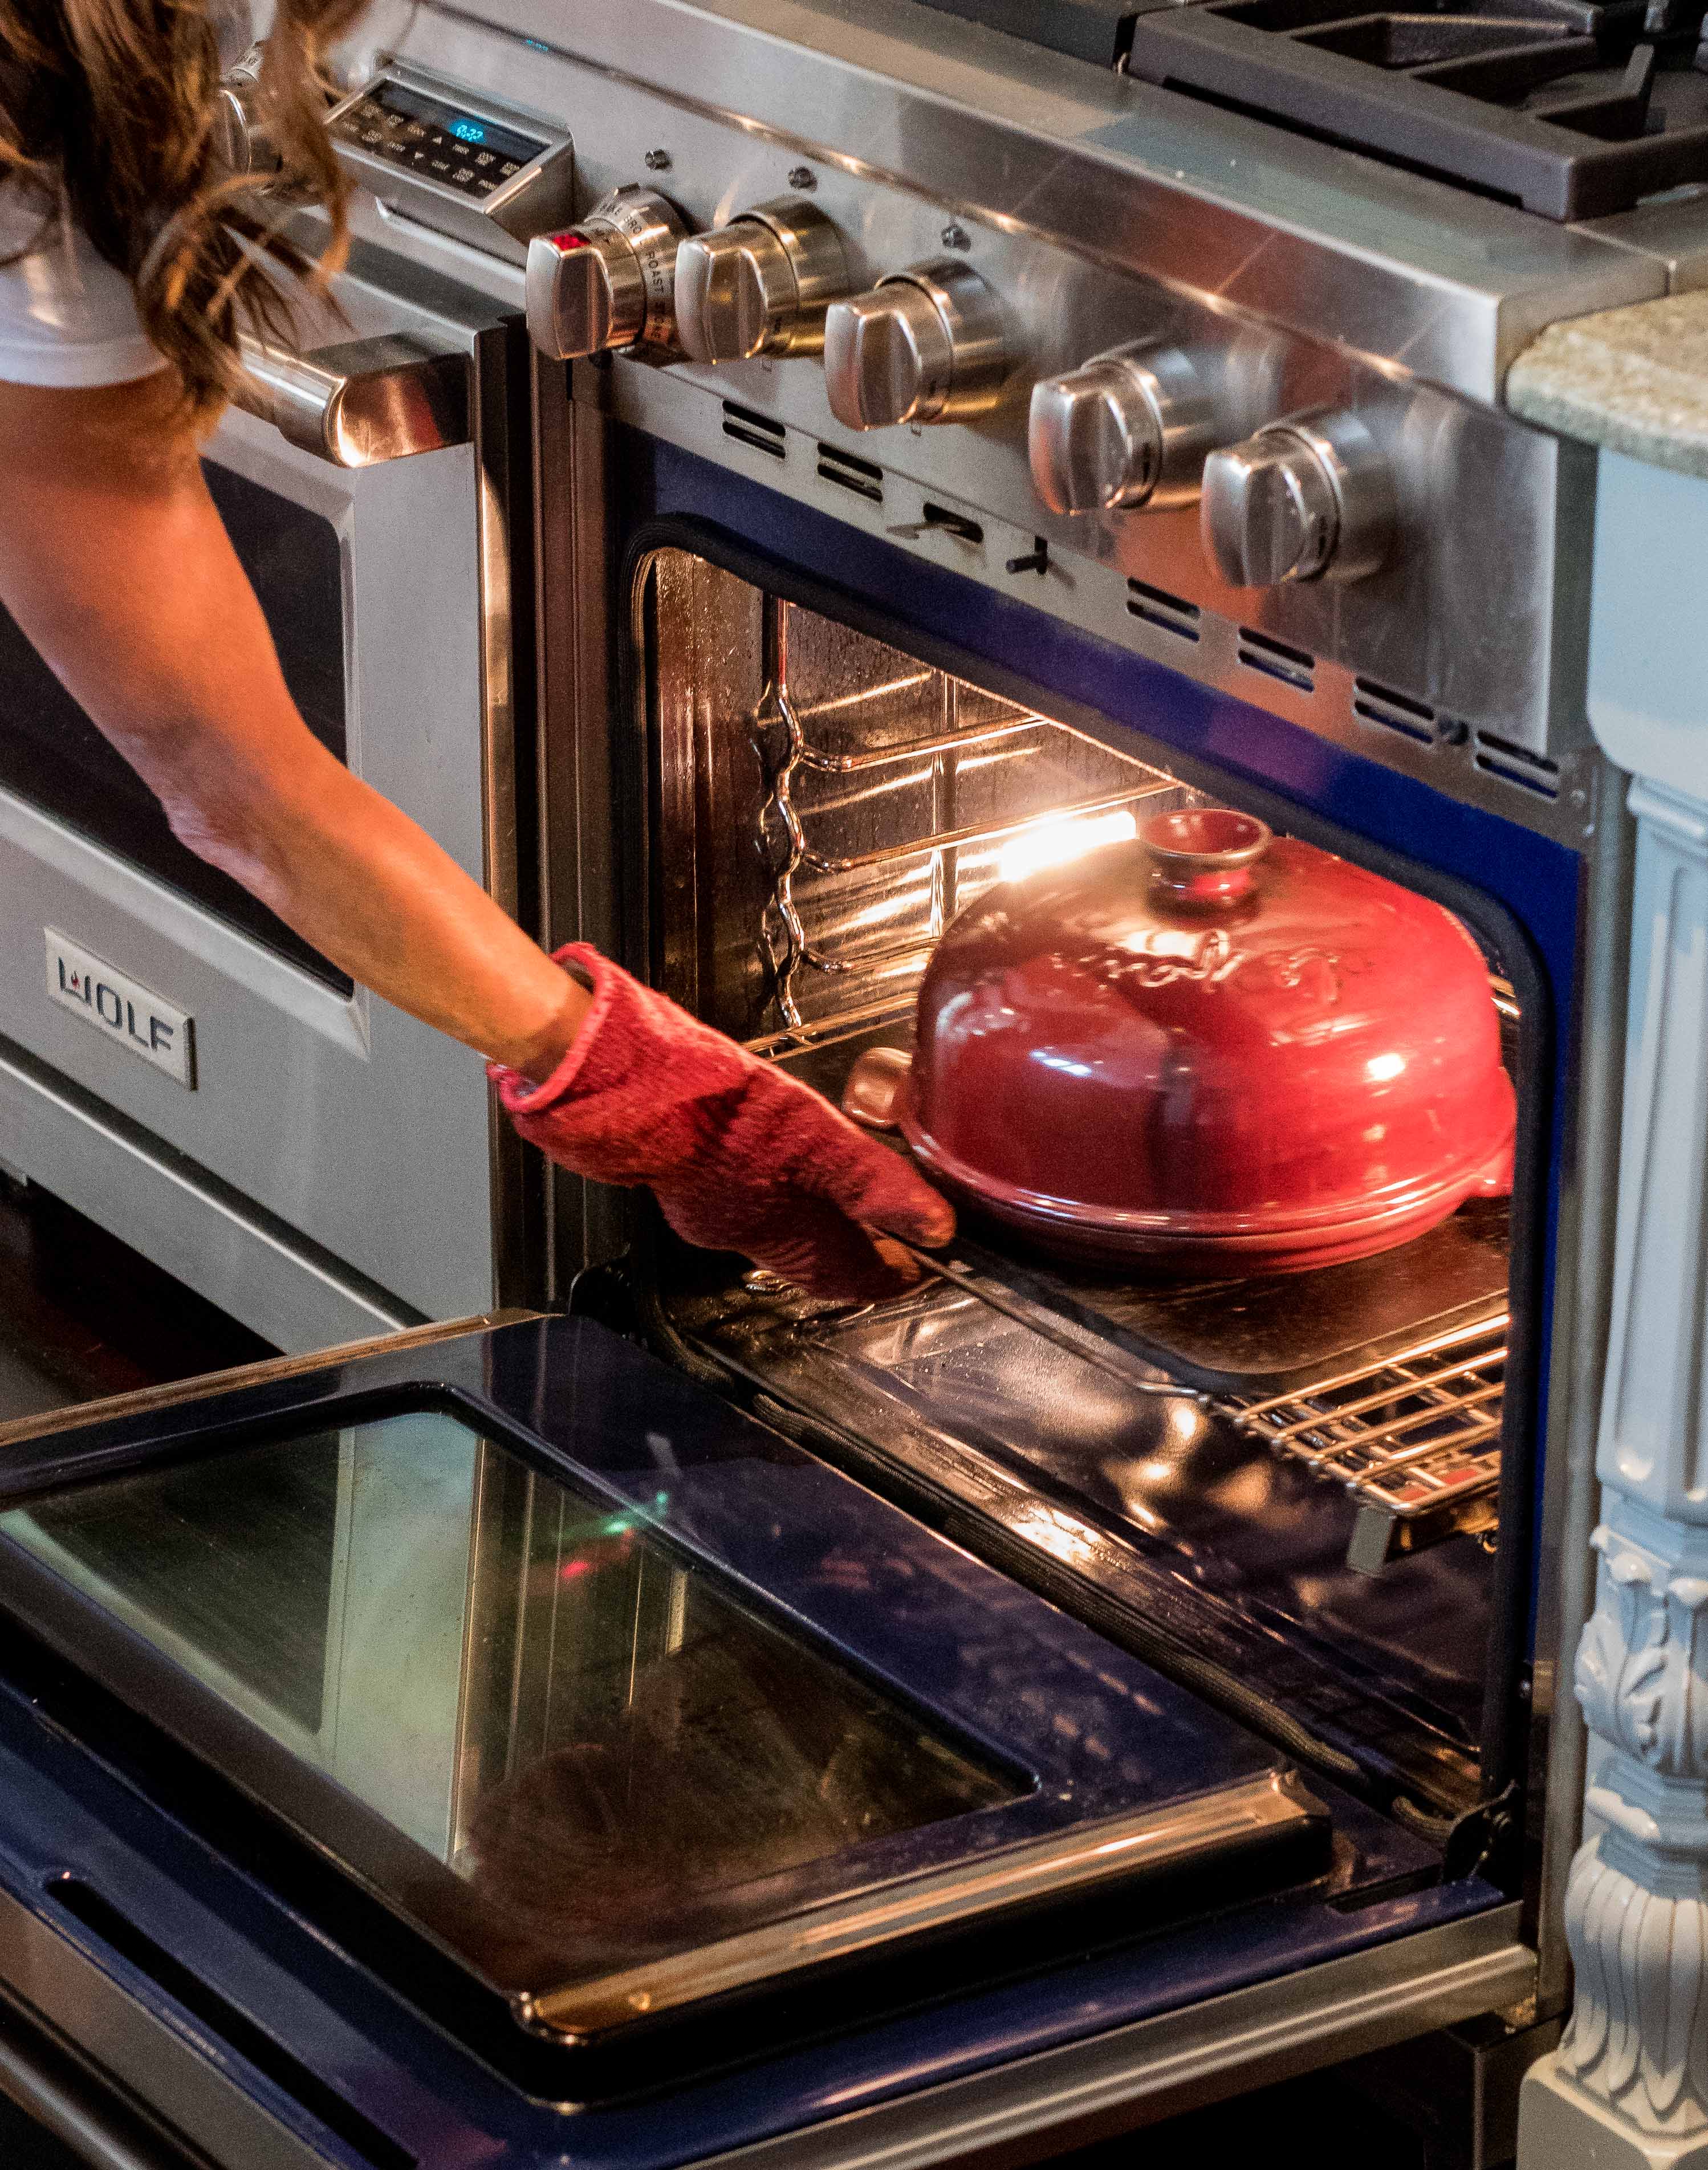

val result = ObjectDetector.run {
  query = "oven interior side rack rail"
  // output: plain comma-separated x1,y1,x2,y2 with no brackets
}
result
749,599,1190,1041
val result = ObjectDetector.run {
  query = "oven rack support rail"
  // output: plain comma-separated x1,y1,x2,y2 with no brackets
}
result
747,595,1181,1037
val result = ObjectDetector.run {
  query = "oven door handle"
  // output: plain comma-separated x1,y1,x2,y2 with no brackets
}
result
233,329,470,469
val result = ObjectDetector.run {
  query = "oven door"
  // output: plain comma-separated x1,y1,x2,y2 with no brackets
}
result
0,1317,1530,2170
0,237,532,1351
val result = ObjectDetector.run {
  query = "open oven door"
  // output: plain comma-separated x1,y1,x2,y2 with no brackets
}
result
0,1316,1531,2170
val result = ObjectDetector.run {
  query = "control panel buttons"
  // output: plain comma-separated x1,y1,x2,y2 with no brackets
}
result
1201,412,1395,587
329,88,540,202
525,187,688,361
674,199,849,364
822,260,1007,430
1028,343,1215,516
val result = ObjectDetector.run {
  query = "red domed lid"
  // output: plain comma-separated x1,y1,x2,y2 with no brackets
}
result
901,809,1514,1272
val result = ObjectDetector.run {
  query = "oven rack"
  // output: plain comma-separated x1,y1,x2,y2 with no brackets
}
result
1231,1314,1507,1574
883,1241,1506,1574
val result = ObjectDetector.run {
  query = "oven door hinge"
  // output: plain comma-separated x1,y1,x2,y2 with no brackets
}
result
1442,1779,1523,1885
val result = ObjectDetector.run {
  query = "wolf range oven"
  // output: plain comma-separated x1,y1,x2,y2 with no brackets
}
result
0,0,1667,2161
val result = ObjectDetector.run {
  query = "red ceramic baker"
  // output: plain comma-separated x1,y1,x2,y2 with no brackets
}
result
894,808,1514,1273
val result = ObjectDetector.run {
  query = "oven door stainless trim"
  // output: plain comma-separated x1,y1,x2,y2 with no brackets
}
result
528,1775,1321,2042
692,1903,1533,2170
0,1988,216,2170
0,1888,348,2170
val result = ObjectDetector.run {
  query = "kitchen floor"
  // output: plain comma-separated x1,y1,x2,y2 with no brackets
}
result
0,1174,1493,2170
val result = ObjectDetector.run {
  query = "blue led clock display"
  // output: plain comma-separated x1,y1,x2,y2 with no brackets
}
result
449,117,486,144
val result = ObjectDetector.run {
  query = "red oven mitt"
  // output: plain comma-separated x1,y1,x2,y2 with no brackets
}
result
490,944,953,1302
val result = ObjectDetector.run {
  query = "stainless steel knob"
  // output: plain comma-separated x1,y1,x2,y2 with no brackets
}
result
213,50,280,178
1201,412,1395,587
822,260,1007,430
674,199,849,363
1029,344,1215,515
525,187,688,361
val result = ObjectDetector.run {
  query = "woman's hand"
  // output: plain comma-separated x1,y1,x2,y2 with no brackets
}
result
493,947,954,1302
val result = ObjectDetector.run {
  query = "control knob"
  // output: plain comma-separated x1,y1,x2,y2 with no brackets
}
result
1028,343,1215,515
1201,412,1395,587
674,199,849,363
213,48,280,178
822,260,1007,430
526,186,688,361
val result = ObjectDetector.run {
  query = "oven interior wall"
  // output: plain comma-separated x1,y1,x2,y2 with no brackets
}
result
633,548,1522,1826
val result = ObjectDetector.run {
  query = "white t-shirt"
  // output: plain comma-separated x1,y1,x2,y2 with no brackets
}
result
0,0,255,390
0,194,165,389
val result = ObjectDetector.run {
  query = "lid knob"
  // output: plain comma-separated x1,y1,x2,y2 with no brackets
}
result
1143,807,1271,909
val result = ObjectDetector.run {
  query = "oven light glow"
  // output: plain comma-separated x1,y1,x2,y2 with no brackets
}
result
1366,1052,1406,1082
998,809,1138,885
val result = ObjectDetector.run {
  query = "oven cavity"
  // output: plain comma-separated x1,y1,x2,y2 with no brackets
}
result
638,549,1527,1823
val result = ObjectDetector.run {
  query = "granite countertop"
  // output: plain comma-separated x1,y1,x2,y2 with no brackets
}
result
1507,291,1708,478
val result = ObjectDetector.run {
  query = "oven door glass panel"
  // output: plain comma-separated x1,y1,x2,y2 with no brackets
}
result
0,461,352,992
0,1319,1340,2065
0,1409,1017,1984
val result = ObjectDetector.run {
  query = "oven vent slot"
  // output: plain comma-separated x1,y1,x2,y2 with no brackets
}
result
1234,1313,1507,1573
1127,578,1201,643
1474,730,1560,800
722,401,787,460
919,503,983,544
1353,677,1435,746
1237,627,1315,693
816,442,883,502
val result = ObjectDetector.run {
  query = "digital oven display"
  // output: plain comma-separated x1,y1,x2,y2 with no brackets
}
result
331,79,548,200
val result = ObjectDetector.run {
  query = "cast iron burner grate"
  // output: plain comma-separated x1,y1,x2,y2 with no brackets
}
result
1124,0,1708,217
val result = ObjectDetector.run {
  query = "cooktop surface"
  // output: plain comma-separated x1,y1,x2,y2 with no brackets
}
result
904,0,1708,216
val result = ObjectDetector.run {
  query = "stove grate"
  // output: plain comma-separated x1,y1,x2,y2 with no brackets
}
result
1124,0,1708,219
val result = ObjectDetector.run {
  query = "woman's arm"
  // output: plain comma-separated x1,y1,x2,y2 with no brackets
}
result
0,367,953,1299
0,370,590,1082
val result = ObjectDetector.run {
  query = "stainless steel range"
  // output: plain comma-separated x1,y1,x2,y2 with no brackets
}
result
2,0,1703,2163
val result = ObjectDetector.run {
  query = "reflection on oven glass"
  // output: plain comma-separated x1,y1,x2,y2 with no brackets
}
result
0,1412,1012,1968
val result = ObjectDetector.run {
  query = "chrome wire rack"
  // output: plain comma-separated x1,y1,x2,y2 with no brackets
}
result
1232,1313,1507,1571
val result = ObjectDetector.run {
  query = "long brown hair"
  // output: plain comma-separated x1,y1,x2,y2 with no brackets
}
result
0,0,369,418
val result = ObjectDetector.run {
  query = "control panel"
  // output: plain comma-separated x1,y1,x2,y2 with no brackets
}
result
327,64,575,262
322,20,1582,786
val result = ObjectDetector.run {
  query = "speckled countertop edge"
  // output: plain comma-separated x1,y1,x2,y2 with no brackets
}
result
1507,291,1708,479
